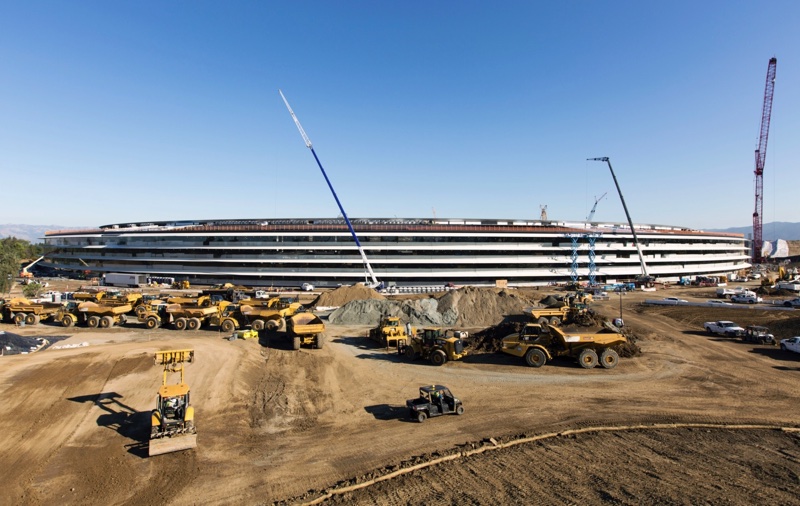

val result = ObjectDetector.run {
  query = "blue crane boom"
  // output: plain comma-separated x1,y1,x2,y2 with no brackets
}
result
279,90,380,288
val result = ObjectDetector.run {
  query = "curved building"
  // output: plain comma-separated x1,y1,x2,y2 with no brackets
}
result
43,217,750,287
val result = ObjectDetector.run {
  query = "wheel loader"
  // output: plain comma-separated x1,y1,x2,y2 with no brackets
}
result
368,316,414,347
399,327,468,366
149,349,197,457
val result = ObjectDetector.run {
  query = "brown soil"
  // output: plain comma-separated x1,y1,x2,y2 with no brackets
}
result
312,284,385,307
1,280,799,505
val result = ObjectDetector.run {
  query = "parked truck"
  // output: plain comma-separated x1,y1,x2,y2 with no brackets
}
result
1,297,64,325
166,303,221,330
239,297,302,332
286,312,325,350
103,273,148,288
57,301,132,328
501,323,626,369
703,320,745,337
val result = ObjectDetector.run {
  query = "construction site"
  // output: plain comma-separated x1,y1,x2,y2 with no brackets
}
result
1,273,800,505
2,58,799,506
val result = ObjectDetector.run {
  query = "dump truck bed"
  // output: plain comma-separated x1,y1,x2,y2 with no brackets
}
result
287,312,325,336
148,433,197,457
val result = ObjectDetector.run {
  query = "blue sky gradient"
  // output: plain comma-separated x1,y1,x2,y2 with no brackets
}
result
1,1,798,230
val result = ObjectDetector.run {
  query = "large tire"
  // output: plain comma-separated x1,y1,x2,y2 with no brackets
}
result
135,306,148,318
25,314,37,325
100,316,114,328
187,317,201,331
537,317,549,326
87,315,100,328
251,319,265,332
430,349,447,366
314,334,324,349
549,316,561,327
145,316,159,329
221,319,235,333
781,343,788,351
14,313,26,325
404,345,418,360
524,347,547,368
578,348,598,369
292,337,301,350
265,319,279,332
599,348,619,369
174,318,188,331
61,314,75,328
456,405,465,415
417,411,427,423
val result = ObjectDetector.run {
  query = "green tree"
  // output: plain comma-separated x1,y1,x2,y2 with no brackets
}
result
22,282,43,299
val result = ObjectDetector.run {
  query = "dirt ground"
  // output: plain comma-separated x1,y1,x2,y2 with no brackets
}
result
1,281,800,505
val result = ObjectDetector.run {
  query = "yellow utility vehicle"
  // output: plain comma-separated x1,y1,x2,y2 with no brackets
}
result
149,349,197,457
57,301,132,328
1,297,63,325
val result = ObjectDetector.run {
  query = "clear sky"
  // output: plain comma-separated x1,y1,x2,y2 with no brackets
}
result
1,1,798,231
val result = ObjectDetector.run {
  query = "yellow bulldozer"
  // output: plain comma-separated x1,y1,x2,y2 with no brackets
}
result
149,349,197,457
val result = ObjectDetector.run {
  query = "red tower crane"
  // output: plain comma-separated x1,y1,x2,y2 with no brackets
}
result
752,57,777,264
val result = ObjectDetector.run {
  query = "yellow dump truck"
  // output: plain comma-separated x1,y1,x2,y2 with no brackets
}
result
239,297,303,332
149,349,197,457
1,297,63,325
165,303,221,330
286,312,325,350
57,301,132,328
501,323,626,369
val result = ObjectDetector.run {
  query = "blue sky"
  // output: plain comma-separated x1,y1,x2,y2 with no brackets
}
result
1,1,798,231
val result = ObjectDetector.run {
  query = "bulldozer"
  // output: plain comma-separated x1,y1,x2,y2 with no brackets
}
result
149,349,197,457
400,327,468,366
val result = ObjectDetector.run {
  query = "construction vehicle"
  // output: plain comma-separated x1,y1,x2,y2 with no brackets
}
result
239,297,303,332
172,280,191,289
149,349,197,457
166,303,223,331
57,301,132,328
166,294,213,307
399,327,468,366
19,256,45,280
406,385,464,423
207,302,249,333
501,323,626,369
286,312,325,350
1,297,64,325
368,316,414,347
136,300,171,329
524,294,591,327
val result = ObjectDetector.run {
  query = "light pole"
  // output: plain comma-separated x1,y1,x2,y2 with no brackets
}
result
615,289,625,328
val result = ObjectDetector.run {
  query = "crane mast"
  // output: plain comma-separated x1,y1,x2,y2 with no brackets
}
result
279,90,381,288
752,57,777,264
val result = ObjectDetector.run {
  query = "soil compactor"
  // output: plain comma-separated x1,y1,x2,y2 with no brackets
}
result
501,323,625,369
400,327,468,366
149,349,197,457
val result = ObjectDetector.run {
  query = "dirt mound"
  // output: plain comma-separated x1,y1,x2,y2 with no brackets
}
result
437,287,538,327
313,284,385,308
327,298,456,326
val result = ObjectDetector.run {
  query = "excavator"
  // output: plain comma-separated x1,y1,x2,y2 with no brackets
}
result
149,349,197,457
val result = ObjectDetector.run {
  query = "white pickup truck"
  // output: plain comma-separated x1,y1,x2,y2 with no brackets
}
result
779,337,800,354
716,287,755,299
704,321,745,337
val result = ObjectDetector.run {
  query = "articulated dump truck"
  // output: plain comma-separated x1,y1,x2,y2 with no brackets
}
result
1,298,63,325
149,349,197,457
286,312,325,350
57,301,132,328
501,323,625,369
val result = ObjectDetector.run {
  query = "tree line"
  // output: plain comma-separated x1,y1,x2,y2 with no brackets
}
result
1,237,45,294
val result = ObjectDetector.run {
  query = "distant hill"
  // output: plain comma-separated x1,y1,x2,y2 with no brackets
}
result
0,224,72,243
710,222,800,241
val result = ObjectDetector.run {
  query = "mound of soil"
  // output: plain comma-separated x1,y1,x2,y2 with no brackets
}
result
313,284,385,308
437,287,539,327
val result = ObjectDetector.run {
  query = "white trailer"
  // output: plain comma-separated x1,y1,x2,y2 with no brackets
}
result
103,273,147,288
